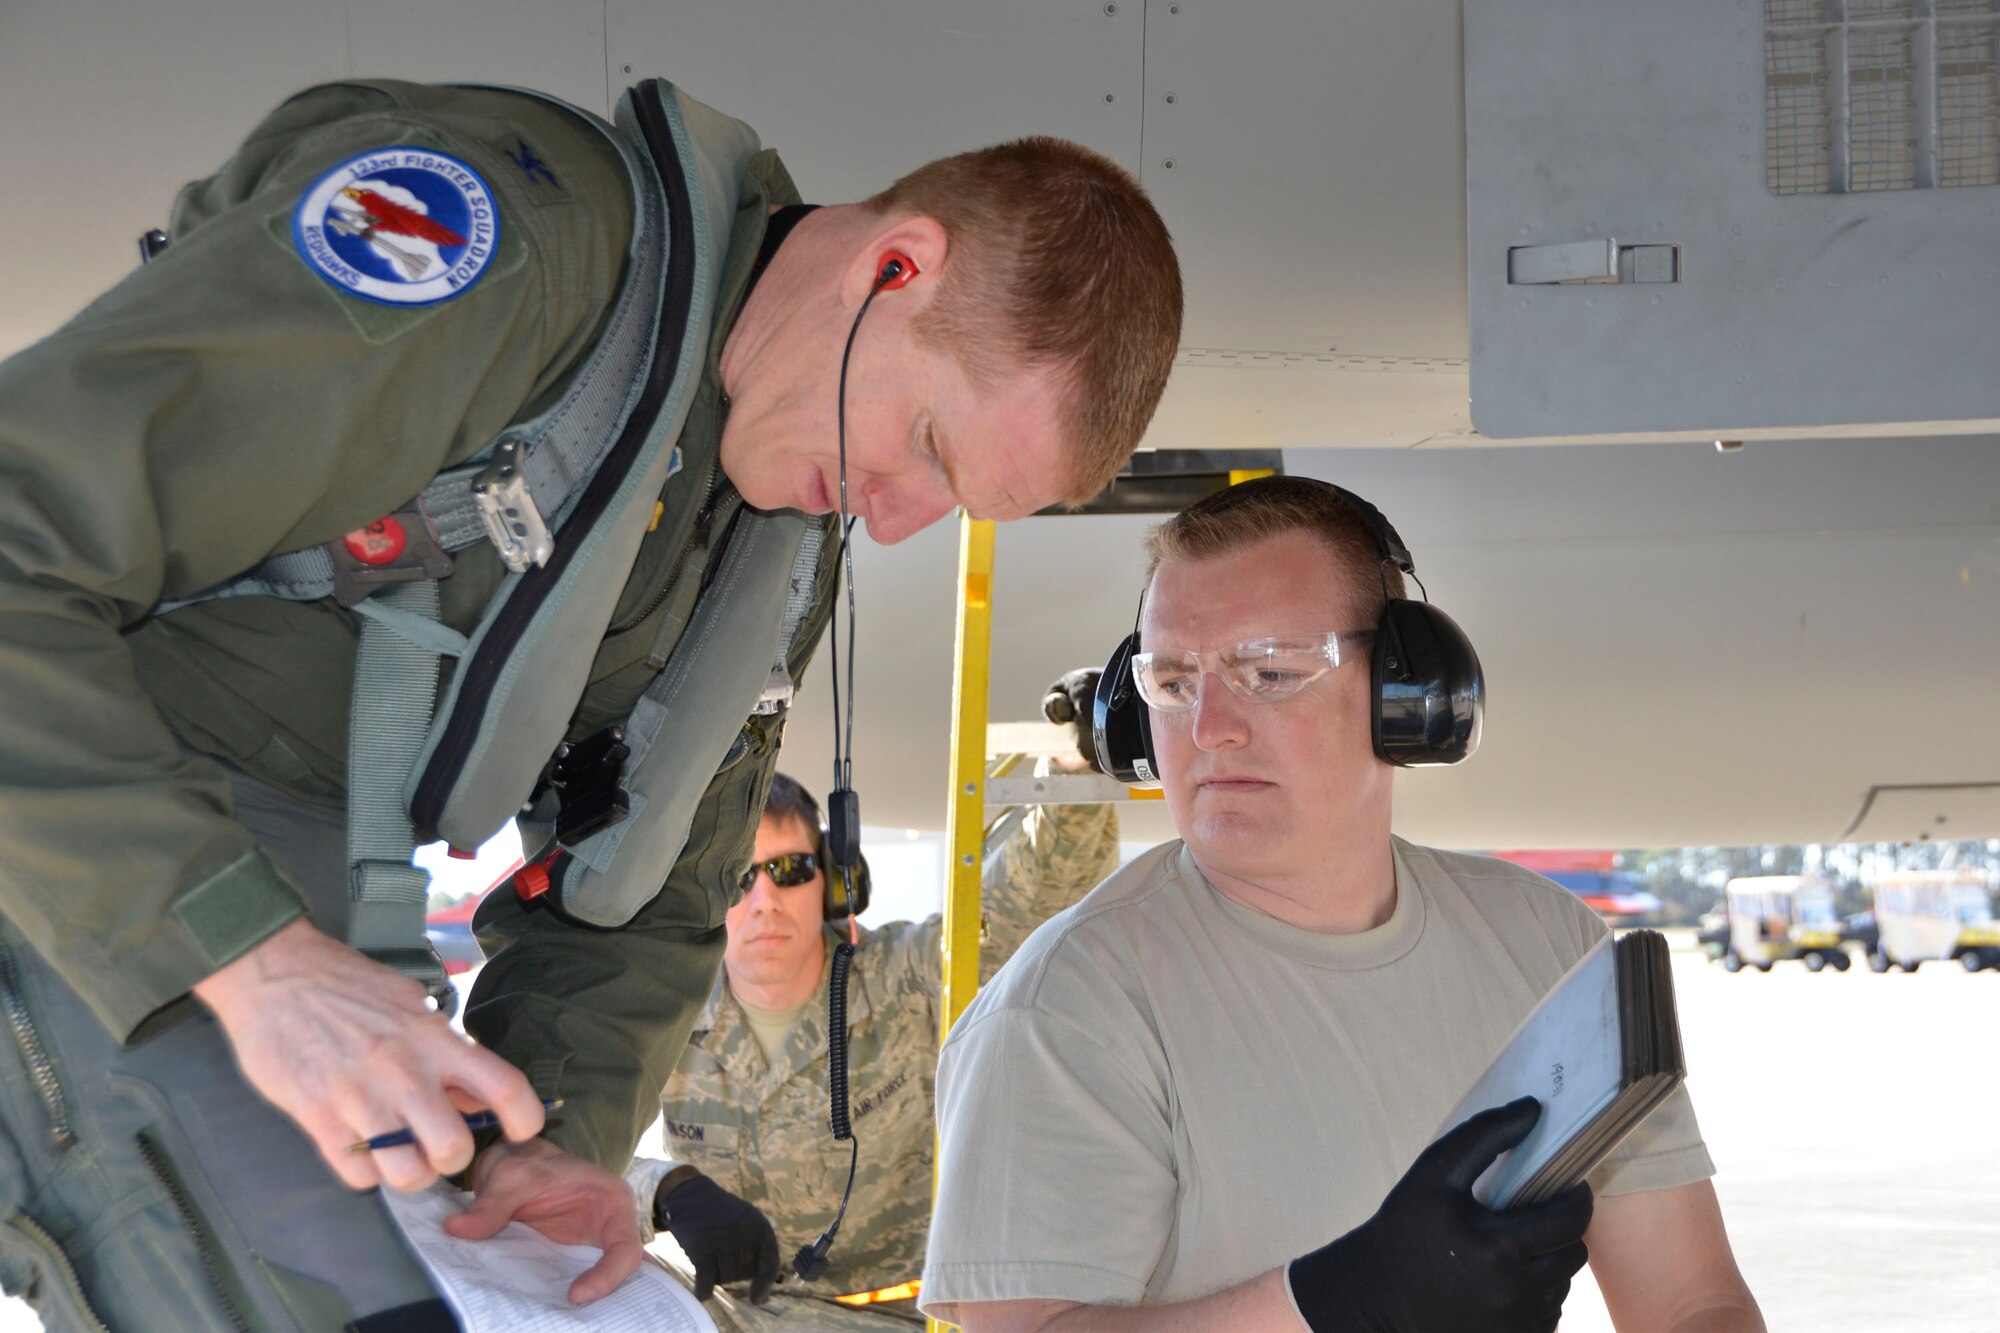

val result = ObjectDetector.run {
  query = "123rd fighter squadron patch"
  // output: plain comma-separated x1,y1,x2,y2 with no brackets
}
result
292,147,500,305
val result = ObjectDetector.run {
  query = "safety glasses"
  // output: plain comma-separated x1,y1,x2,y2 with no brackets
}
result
1132,630,1375,713
738,851,820,893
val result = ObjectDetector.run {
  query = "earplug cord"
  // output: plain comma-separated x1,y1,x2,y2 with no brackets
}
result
797,261,901,1283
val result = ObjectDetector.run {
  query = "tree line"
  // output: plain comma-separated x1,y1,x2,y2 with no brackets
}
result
1614,839,2000,923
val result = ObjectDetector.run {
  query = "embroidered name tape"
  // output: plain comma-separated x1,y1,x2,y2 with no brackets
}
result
293,147,501,306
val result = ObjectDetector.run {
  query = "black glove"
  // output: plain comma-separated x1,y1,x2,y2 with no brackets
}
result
1287,1097,1593,1333
1042,668,1104,774
655,1169,782,1303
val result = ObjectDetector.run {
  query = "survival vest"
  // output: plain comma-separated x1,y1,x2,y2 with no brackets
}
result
156,81,826,1006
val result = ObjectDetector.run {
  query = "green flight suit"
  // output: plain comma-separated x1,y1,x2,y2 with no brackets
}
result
628,792,1121,1324
0,76,834,1327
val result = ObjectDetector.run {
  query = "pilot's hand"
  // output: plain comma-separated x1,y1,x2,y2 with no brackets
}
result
1041,668,1105,774
451,1137,646,1304
193,918,544,1192
655,1168,782,1303
1286,1097,1593,1333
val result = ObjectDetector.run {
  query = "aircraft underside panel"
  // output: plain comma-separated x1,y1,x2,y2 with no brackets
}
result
1467,0,2000,438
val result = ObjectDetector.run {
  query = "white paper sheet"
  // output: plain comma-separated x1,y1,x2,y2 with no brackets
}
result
382,1182,716,1333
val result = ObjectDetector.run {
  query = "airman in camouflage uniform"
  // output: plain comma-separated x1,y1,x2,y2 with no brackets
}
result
629,760,1119,1326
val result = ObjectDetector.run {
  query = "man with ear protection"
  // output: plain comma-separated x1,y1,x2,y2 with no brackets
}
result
629,730,1119,1328
924,477,1763,1332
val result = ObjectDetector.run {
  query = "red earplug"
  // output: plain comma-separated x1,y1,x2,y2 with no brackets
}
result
875,252,919,290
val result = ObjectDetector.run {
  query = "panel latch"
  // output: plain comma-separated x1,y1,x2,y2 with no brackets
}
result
1507,239,1679,285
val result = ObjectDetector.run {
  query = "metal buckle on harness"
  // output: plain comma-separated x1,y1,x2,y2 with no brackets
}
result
328,502,455,607
361,942,461,1018
472,439,554,573
752,664,795,716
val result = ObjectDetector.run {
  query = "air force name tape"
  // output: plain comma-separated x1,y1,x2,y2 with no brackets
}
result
293,147,500,306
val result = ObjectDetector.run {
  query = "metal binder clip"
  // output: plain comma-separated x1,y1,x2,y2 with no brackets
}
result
472,439,554,573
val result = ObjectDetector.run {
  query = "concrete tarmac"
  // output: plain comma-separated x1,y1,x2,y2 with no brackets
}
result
4,931,1997,1329
1560,932,2000,1331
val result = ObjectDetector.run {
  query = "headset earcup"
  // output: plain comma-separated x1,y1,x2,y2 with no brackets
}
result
819,813,873,922
1093,633,1161,789
847,853,871,917
824,851,872,921
1372,600,1484,767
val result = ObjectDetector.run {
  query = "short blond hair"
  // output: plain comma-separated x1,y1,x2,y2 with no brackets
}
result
867,137,1182,505
1144,476,1407,621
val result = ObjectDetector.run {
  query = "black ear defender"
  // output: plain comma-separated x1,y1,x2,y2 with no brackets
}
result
1342,490,1483,766
1091,481,1483,776
820,826,873,921
1093,630,1161,788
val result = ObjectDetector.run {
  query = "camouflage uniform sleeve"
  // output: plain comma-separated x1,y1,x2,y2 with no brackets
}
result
874,785,1120,1005
872,915,948,1035
967,761,1121,989
0,81,627,1041
625,1156,676,1241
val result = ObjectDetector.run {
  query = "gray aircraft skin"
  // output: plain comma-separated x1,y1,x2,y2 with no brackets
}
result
3,0,1995,850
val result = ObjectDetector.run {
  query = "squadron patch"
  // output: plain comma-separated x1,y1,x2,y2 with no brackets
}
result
292,147,500,306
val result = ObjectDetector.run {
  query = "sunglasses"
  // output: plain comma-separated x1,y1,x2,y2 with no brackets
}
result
737,851,821,893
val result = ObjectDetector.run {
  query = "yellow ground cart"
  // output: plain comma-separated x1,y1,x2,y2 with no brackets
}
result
1718,875,1847,973
1866,871,2000,973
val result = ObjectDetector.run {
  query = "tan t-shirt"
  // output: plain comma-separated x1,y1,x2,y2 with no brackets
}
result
923,837,1713,1317
738,998,810,1070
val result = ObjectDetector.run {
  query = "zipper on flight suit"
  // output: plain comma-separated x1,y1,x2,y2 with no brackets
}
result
410,80,698,841
134,1130,252,1333
4,1211,110,1333
0,944,73,1151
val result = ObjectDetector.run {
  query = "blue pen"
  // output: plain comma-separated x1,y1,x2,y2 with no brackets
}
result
345,1098,564,1154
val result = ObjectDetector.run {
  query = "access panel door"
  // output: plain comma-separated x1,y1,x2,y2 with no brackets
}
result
1467,0,2000,438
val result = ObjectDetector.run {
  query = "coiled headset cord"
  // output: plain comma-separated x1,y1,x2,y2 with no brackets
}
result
795,257,904,1283
794,938,860,1281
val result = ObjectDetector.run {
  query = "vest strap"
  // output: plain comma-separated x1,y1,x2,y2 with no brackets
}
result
346,579,455,1009
349,597,470,658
